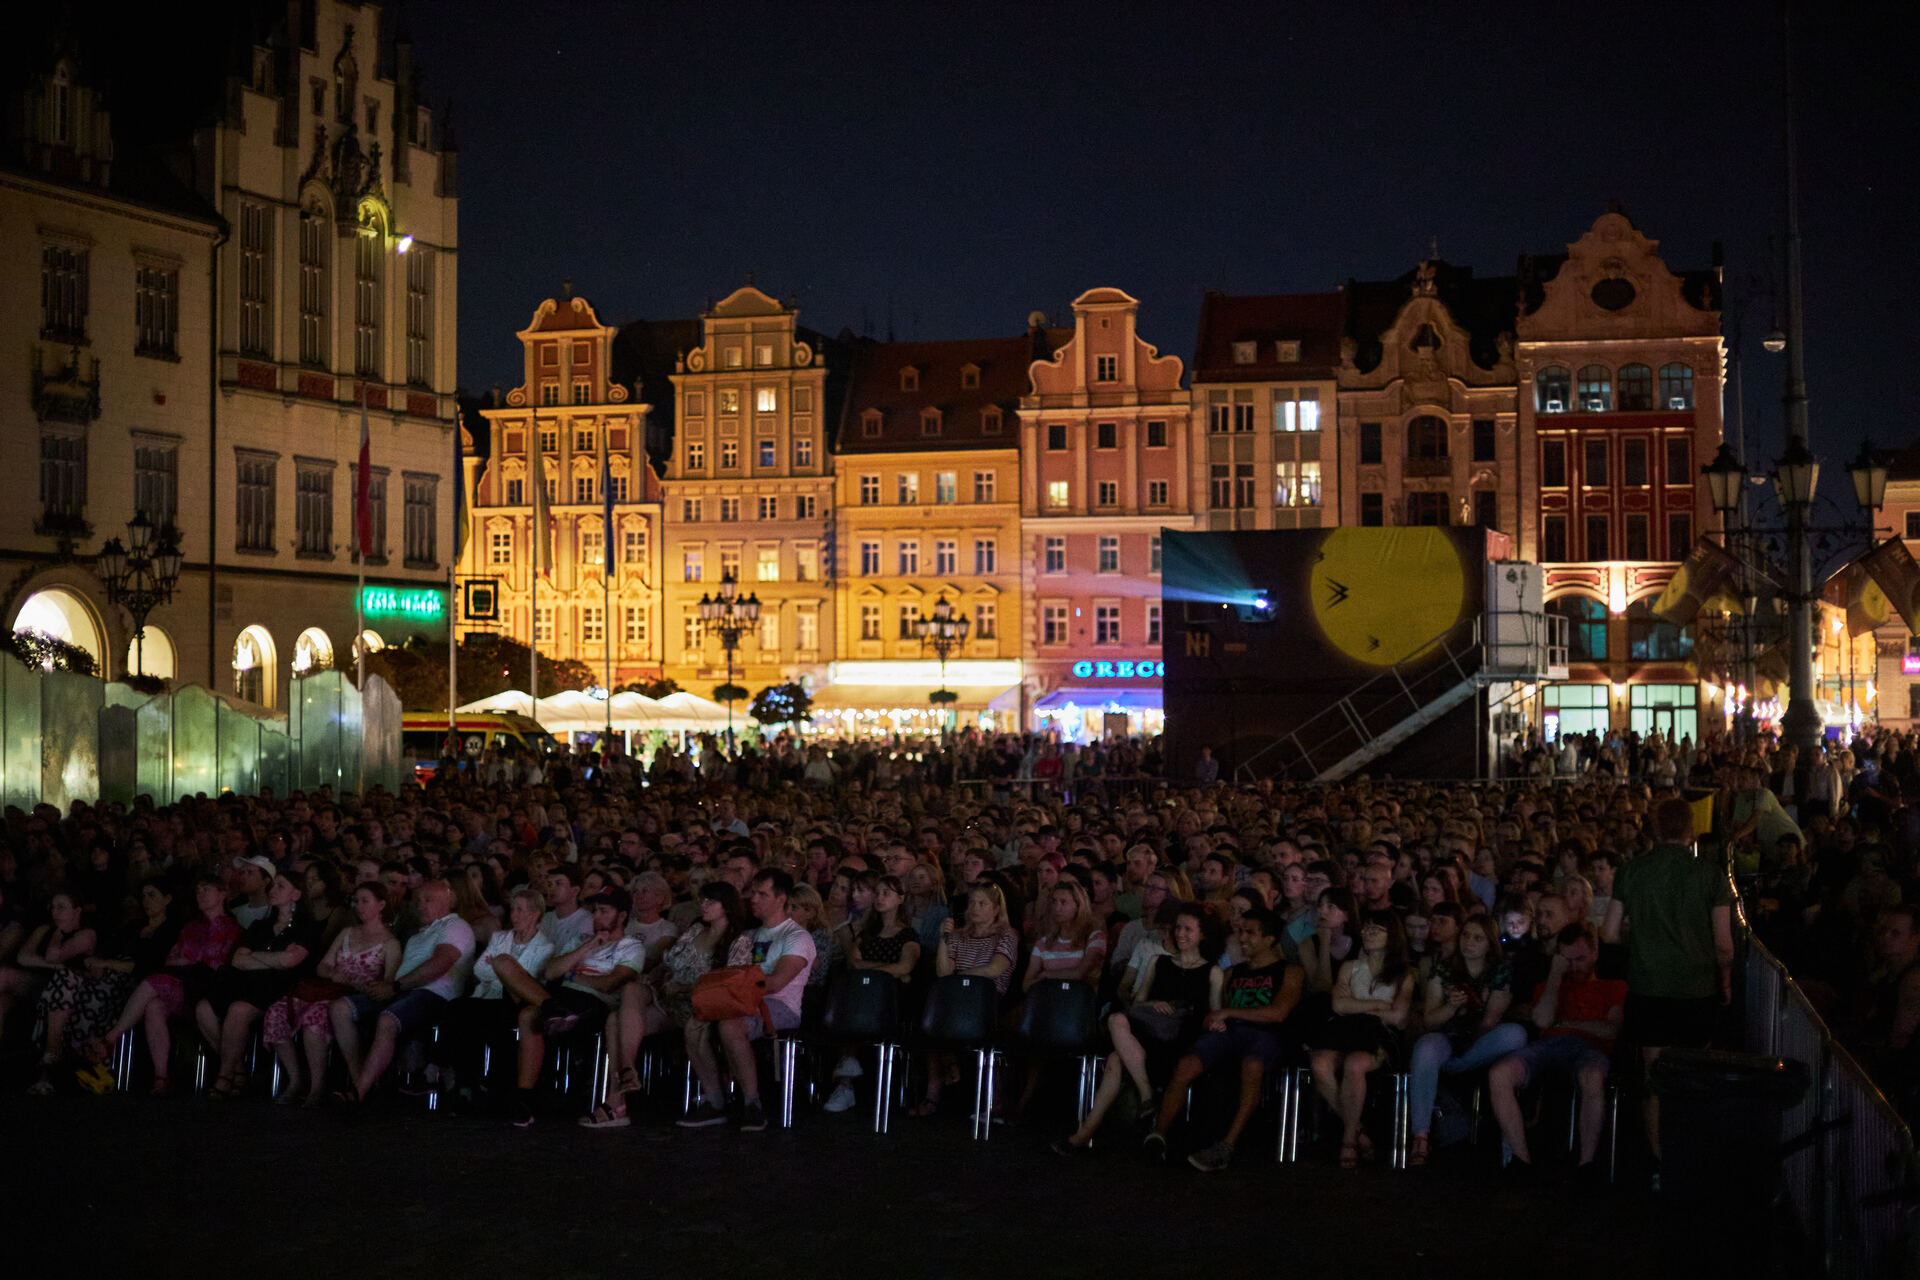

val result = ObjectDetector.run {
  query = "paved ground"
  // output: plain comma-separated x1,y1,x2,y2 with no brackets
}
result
7,1082,1796,1280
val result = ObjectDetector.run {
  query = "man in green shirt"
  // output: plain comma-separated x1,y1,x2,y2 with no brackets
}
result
1603,797,1734,1168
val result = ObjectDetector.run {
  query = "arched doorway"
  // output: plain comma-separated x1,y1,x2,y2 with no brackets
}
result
14,587,106,674
126,624,176,680
292,627,335,675
233,625,276,707
352,629,384,662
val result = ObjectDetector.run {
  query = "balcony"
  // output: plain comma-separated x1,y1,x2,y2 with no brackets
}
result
1403,456,1450,478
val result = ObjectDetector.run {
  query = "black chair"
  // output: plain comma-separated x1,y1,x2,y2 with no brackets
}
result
1016,979,1102,1127
919,974,1002,1141
824,971,908,1132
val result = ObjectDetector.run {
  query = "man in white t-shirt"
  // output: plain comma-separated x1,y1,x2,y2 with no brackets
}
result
540,866,595,955
347,879,476,1101
515,889,643,1127
678,869,814,1133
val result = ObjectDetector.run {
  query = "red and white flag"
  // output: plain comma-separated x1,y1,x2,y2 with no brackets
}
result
354,384,373,559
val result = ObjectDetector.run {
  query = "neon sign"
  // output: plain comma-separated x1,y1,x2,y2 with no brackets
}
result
1903,654,1920,675
1070,660,1165,680
361,587,445,620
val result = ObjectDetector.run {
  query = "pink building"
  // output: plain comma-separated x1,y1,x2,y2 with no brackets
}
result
1018,288,1194,737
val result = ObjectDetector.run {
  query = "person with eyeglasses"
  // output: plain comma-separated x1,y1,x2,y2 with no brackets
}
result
1307,910,1414,1168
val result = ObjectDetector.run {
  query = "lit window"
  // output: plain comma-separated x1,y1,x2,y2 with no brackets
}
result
860,604,881,640
797,610,819,650
1047,480,1069,509
1537,366,1571,413
756,387,777,412
1577,365,1612,412
897,473,919,504
757,546,779,582
935,472,957,504
1659,364,1694,410
974,603,996,639
718,389,740,414
683,548,703,582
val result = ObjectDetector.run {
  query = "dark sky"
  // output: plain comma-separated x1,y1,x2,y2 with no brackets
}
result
410,0,1916,482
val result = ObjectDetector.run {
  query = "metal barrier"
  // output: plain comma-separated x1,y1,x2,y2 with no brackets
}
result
1742,938,1919,1279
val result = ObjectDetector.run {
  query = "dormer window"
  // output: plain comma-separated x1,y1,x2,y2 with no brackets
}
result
862,410,883,438
981,407,1002,434
921,409,941,437
51,64,71,145
959,364,980,389
1096,354,1118,381
899,367,919,392
725,346,743,368
1232,341,1256,365
1276,340,1302,362
1409,324,1442,353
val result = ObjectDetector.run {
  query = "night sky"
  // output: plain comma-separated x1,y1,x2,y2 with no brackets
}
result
410,0,1915,480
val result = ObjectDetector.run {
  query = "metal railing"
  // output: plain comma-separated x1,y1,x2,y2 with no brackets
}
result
1742,937,1919,1279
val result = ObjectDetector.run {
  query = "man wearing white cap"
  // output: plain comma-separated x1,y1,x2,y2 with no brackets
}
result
230,855,276,928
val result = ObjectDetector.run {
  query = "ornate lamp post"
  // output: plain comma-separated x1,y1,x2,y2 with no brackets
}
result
696,569,759,745
913,594,970,735
96,512,183,678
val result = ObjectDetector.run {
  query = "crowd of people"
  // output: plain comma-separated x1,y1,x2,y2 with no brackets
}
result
1,723,1913,1183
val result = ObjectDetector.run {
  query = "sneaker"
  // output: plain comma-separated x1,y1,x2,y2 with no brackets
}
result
678,1101,728,1128
1188,1140,1234,1173
1050,1137,1090,1158
823,1082,858,1114
1142,1131,1167,1163
508,1100,536,1128
833,1055,863,1080
738,1100,768,1132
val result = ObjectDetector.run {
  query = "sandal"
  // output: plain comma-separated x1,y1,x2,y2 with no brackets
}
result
1338,1142,1359,1170
579,1103,630,1129
150,1076,173,1097
206,1073,239,1101
1409,1134,1430,1167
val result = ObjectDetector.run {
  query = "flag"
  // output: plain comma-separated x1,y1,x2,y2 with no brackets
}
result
530,418,553,576
1651,538,1743,626
452,419,470,566
353,384,373,559
1824,556,1892,637
600,420,615,574
1858,535,1920,633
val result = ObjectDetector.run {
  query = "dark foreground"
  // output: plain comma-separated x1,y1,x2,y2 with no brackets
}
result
8,1092,1778,1278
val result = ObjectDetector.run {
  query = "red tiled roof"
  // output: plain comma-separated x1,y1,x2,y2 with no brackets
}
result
839,329,1066,453
1192,291,1344,382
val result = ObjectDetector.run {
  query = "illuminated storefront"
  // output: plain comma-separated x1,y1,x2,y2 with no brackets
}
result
1033,658,1166,741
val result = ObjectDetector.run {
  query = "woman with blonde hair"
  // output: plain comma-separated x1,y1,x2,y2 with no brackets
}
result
449,869,499,947
911,882,1020,1117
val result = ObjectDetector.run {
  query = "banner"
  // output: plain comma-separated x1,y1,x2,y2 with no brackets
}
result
1823,556,1893,637
1651,538,1743,626
1858,535,1920,633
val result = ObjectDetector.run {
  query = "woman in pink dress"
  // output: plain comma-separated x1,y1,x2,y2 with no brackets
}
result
94,874,240,1094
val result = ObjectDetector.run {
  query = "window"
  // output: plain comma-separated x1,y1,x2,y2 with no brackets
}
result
1095,605,1121,645
403,474,436,564
581,605,605,645
1618,364,1654,411
405,247,432,386
794,436,814,467
574,426,596,453
52,64,71,142
718,389,740,414
1548,595,1608,662
362,471,387,560
1577,365,1612,412
1537,366,1571,413
1042,604,1069,645
755,387,777,413
297,211,326,363
1659,363,1694,410
1584,514,1609,560
797,610,819,651
681,497,702,522
935,472,957,504
608,472,628,502
1408,415,1448,460
921,409,941,437
1233,391,1256,432
1047,423,1067,451
353,229,379,376
718,496,739,522
974,603,996,640
1148,604,1162,644
623,526,647,564
897,540,920,575
1625,512,1651,560
1280,393,1322,433
720,440,739,469
795,544,818,581
899,367,918,391
934,539,957,575
859,474,879,505
1210,464,1232,508
859,540,880,575
683,548,703,581
974,538,998,574
505,478,524,506
1543,514,1568,561
1627,599,1693,661
1474,489,1498,530
795,494,817,519
133,441,178,525
683,608,701,655
719,546,741,580
757,496,778,520
757,439,775,468
128,264,177,357
1096,422,1117,450
897,473,919,504
1406,492,1449,526
581,523,604,568
1623,438,1648,487
1098,536,1120,573
1276,461,1321,507
1234,464,1255,509
623,606,648,646
1542,683,1608,740
1044,537,1065,573
235,452,275,551
1096,354,1117,381
41,245,88,342
1666,438,1691,486
860,604,881,640
1097,480,1118,507
1584,439,1608,486
1360,492,1383,526
1360,422,1382,465
1542,439,1568,487
1668,513,1693,558
861,412,882,439
1148,479,1169,506
1629,682,1698,740
573,475,595,504
239,204,272,356
973,470,996,503
897,605,918,640
757,610,779,651
295,464,332,555
1146,420,1167,447
1047,481,1069,509
539,425,558,453
1208,391,1230,434
960,365,979,389
1472,418,1496,462
755,345,773,367
1151,535,1162,575
488,529,513,565
541,383,560,407
536,606,555,645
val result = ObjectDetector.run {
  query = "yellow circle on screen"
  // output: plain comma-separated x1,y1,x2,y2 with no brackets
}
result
1308,527,1466,666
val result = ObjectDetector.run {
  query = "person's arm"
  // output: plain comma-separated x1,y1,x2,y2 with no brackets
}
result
543,935,598,982
762,953,807,997
396,942,460,992
1423,975,1457,1026
934,929,956,978
379,938,402,983
0,920,24,966
870,937,918,981
1601,898,1625,946
1020,946,1045,992
954,930,1014,982
487,953,551,1005
1711,903,1734,1005
1381,972,1416,1030
1478,985,1513,1034
1531,957,1566,1031
1329,960,1364,1014
1218,964,1304,1026
1207,964,1225,1011
315,929,349,981
1560,994,1627,1043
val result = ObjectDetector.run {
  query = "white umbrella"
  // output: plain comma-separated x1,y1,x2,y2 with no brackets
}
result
537,689,610,731
456,689,536,718
656,691,734,724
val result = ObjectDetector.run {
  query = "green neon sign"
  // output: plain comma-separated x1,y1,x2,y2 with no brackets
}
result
361,586,446,620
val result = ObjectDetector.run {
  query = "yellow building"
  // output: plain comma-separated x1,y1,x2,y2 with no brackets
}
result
464,293,664,687
822,332,1046,730
662,287,835,698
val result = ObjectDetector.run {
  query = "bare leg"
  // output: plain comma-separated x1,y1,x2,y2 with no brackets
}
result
108,980,157,1045
1064,1050,1129,1146
352,1013,403,1099
42,1006,72,1063
330,998,365,1084
516,1004,545,1091
685,1017,723,1100
1640,1046,1664,1161
1308,1048,1342,1115
272,1040,301,1097
1154,1054,1205,1137
142,999,172,1079
1489,1055,1532,1164
1576,1060,1609,1166
1107,1014,1153,1098
194,1000,219,1056
717,1016,758,1102
218,1003,260,1084
301,1026,331,1100
1337,1050,1373,1147
1222,1057,1268,1149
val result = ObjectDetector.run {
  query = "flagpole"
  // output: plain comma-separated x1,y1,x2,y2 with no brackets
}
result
601,414,614,748
449,421,460,739
355,381,367,690
530,411,540,725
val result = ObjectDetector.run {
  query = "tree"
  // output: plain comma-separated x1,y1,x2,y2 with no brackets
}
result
618,676,681,699
4,628,98,676
361,632,595,711
750,682,812,727
712,682,750,705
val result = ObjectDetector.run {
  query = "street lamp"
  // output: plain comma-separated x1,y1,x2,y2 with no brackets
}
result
913,594,970,734
97,514,184,678
1849,441,1888,513
696,570,760,745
